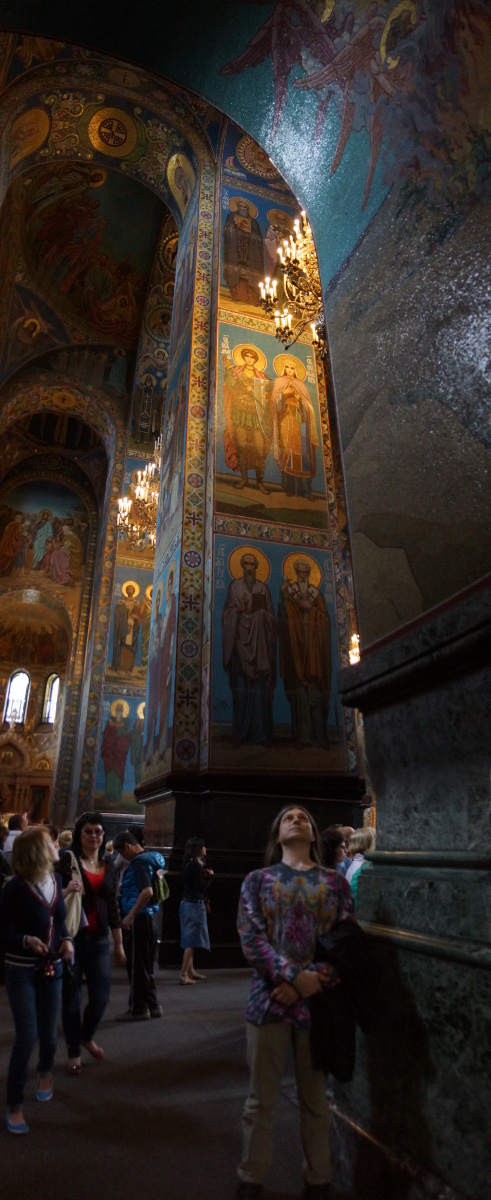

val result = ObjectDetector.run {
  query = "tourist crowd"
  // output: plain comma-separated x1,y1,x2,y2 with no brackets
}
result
0,805,375,1199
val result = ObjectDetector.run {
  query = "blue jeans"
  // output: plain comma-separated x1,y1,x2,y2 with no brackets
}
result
62,932,111,1058
5,961,63,1110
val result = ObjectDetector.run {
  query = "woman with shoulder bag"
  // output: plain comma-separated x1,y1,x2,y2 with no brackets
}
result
0,826,74,1134
58,812,125,1076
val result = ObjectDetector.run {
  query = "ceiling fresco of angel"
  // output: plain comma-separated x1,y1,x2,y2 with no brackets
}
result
221,0,491,213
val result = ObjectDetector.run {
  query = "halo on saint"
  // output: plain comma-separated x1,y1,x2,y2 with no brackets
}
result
145,584,153,600
380,0,417,69
232,343,267,373
137,701,146,720
273,353,307,382
228,196,259,219
228,545,271,583
110,698,130,718
166,560,177,594
154,580,164,612
88,168,107,187
122,579,140,597
266,208,294,231
282,552,322,589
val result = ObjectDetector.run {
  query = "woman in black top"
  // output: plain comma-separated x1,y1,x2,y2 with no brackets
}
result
58,812,125,1074
0,826,73,1134
179,837,213,985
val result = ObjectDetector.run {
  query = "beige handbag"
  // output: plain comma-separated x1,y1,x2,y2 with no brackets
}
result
63,851,84,937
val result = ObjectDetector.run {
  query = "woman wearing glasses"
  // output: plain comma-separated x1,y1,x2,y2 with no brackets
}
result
58,812,126,1075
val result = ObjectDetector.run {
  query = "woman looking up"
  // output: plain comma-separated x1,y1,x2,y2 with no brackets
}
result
58,812,125,1075
0,826,73,1134
179,837,214,985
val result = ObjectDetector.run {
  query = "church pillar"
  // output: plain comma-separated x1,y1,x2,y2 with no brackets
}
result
334,577,491,1200
138,121,367,962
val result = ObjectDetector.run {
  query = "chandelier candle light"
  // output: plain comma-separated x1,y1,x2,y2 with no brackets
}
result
117,447,161,551
259,211,328,358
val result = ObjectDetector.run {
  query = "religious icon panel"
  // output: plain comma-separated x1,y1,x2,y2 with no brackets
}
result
211,534,347,773
216,322,328,532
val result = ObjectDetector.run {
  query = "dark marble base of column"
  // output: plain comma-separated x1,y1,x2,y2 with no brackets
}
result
329,1100,466,1200
336,578,491,1200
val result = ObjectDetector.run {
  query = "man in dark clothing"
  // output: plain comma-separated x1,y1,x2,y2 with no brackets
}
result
113,830,165,1021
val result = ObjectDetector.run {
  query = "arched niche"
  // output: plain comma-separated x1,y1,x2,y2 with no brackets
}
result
0,585,72,817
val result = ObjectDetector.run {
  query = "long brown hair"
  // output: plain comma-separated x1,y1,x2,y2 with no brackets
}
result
264,805,323,867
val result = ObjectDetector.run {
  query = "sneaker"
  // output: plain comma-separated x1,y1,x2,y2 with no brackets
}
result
116,1009,150,1022
236,1185,263,1199
149,1005,163,1018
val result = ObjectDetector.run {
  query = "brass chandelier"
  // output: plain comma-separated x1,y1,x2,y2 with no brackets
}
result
117,437,161,551
259,211,328,358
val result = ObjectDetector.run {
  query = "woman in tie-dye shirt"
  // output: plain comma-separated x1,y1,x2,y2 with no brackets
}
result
236,805,354,1200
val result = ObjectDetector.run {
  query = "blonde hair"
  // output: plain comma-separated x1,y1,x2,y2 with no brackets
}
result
348,828,375,856
58,829,73,849
11,827,54,882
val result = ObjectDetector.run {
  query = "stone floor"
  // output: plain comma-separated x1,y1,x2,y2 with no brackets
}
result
0,966,347,1200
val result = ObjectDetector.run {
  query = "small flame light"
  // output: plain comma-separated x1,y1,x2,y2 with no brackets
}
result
349,633,360,665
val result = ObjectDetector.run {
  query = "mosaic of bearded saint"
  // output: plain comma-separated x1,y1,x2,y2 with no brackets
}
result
222,548,276,747
278,556,331,748
101,699,131,805
111,581,146,674
223,197,264,306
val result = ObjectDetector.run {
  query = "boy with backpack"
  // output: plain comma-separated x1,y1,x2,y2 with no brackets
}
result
112,829,168,1021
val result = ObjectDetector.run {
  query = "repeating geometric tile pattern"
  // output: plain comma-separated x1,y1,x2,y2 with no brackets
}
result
172,164,216,770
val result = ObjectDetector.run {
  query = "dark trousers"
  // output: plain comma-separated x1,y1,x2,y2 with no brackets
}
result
123,912,158,1014
62,931,111,1058
5,961,63,1109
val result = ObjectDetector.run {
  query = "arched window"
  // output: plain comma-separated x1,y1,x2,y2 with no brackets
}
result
43,674,60,724
3,670,30,724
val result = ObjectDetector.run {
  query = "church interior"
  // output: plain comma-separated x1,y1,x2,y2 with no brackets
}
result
0,2,489,1198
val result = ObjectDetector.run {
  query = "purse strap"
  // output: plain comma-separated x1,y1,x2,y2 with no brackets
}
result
70,851,85,894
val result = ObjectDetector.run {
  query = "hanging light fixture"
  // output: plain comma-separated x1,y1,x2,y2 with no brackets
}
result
117,442,161,551
259,211,329,359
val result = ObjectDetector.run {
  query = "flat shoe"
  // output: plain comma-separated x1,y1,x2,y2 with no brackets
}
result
36,1077,53,1102
81,1041,106,1059
4,1113,29,1134
66,1063,82,1076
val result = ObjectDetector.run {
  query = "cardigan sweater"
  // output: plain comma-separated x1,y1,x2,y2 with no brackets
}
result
0,872,71,967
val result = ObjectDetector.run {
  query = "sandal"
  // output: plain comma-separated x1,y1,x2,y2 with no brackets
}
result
189,970,207,980
179,975,196,985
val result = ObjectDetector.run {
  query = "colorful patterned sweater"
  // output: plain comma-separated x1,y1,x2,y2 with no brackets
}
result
238,861,354,1028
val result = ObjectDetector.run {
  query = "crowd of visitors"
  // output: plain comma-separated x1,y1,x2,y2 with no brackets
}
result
0,803,374,1198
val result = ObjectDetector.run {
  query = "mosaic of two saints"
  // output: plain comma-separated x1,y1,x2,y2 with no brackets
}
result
217,338,327,530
